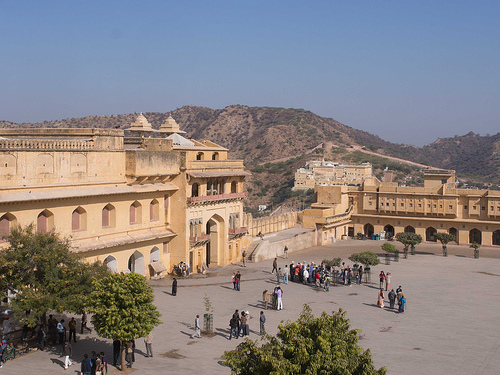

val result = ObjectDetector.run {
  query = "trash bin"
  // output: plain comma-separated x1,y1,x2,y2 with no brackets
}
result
375,234,380,240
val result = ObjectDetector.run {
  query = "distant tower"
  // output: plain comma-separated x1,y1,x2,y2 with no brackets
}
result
128,112,153,137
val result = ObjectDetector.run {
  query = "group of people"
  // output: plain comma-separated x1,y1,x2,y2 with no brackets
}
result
79,351,108,375
228,310,267,339
377,281,407,313
231,271,242,291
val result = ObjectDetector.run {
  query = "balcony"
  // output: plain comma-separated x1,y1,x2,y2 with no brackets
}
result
189,234,210,248
228,227,248,240
187,192,247,207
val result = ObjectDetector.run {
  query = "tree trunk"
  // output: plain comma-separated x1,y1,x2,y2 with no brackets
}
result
120,341,126,371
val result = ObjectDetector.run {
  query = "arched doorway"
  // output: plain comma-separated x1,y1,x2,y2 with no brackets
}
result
404,226,415,233
205,214,225,266
128,251,145,275
384,224,395,238
469,229,482,244
493,230,500,246
426,227,437,242
364,223,374,236
0,213,17,238
449,228,458,243
103,255,117,273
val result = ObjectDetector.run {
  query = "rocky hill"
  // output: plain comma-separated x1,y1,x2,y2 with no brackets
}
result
2,105,499,210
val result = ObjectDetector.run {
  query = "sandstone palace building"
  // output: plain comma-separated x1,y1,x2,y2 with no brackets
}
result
293,160,372,191
0,114,250,278
304,170,500,247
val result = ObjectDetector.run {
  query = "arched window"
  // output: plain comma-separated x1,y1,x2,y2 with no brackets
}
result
0,213,17,239
103,255,117,273
150,247,160,262
493,230,500,246
150,199,159,221
130,201,142,224
404,226,415,233
102,204,116,228
231,181,237,194
449,228,458,243
212,152,219,160
469,228,482,244
196,152,203,161
37,210,54,233
426,227,437,242
72,207,87,231
192,183,199,197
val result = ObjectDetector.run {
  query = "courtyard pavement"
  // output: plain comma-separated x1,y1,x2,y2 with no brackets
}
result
3,239,500,375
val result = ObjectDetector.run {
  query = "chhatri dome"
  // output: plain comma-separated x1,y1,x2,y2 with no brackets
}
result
128,112,153,136
158,115,186,136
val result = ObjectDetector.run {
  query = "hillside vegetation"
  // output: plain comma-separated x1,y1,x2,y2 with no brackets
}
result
2,105,499,209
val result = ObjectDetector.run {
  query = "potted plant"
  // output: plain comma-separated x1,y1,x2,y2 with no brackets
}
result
381,242,397,265
470,242,480,259
434,233,455,257
203,293,214,334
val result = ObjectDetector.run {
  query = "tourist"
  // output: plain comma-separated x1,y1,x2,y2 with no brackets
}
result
259,311,266,335
398,294,406,313
144,331,153,358
81,353,92,375
232,273,236,290
262,289,272,310
229,315,239,340
68,317,77,343
242,311,249,336
100,351,108,374
377,290,385,308
112,340,121,366
388,289,396,309
172,277,178,296
341,262,346,284
235,271,241,291
185,261,190,277
272,258,278,274
358,266,363,284
81,311,92,333
276,285,283,310
57,319,65,344
283,265,289,284
91,351,97,374
241,250,246,267
37,325,47,351
277,267,282,283
385,272,391,291
379,271,385,290
190,315,201,338
347,269,353,286
62,340,73,370
284,245,289,259
232,310,241,336
324,273,331,292
125,342,133,368
95,354,104,375
302,267,309,285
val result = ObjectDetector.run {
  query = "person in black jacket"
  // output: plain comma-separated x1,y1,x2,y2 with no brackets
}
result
81,354,92,375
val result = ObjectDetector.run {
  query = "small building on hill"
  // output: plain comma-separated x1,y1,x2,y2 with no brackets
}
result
293,160,372,191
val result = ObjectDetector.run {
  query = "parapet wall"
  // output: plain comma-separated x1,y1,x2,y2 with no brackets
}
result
243,212,299,236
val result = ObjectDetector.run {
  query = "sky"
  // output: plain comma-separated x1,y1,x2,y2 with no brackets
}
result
1,1,499,146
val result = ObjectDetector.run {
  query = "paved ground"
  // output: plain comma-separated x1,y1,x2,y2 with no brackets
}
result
3,239,500,374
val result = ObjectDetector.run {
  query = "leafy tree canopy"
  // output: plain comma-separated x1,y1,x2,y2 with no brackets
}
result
88,272,162,341
0,225,109,326
434,233,455,246
223,304,386,375
322,258,342,268
395,232,422,248
348,251,380,267
381,243,397,253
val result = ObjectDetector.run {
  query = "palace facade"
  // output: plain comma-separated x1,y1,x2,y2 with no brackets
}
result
303,170,500,247
293,160,372,191
0,114,250,278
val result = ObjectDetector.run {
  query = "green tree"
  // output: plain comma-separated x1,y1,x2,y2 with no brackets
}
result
88,273,162,370
322,257,342,268
434,233,455,256
0,225,109,327
348,251,380,267
223,304,386,375
470,242,480,258
381,243,397,253
395,232,423,257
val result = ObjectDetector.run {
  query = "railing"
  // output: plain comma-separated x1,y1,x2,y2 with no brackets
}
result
325,205,354,224
0,139,94,150
187,192,247,203
187,160,244,169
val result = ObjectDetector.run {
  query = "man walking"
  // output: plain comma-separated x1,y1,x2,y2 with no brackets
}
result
62,340,73,369
272,258,278,274
388,289,396,309
144,331,153,357
68,317,77,343
259,311,266,335
190,315,201,338
283,245,288,259
81,311,91,334
57,319,65,345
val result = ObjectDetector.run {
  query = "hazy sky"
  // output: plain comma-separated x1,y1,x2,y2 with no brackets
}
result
1,1,499,146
